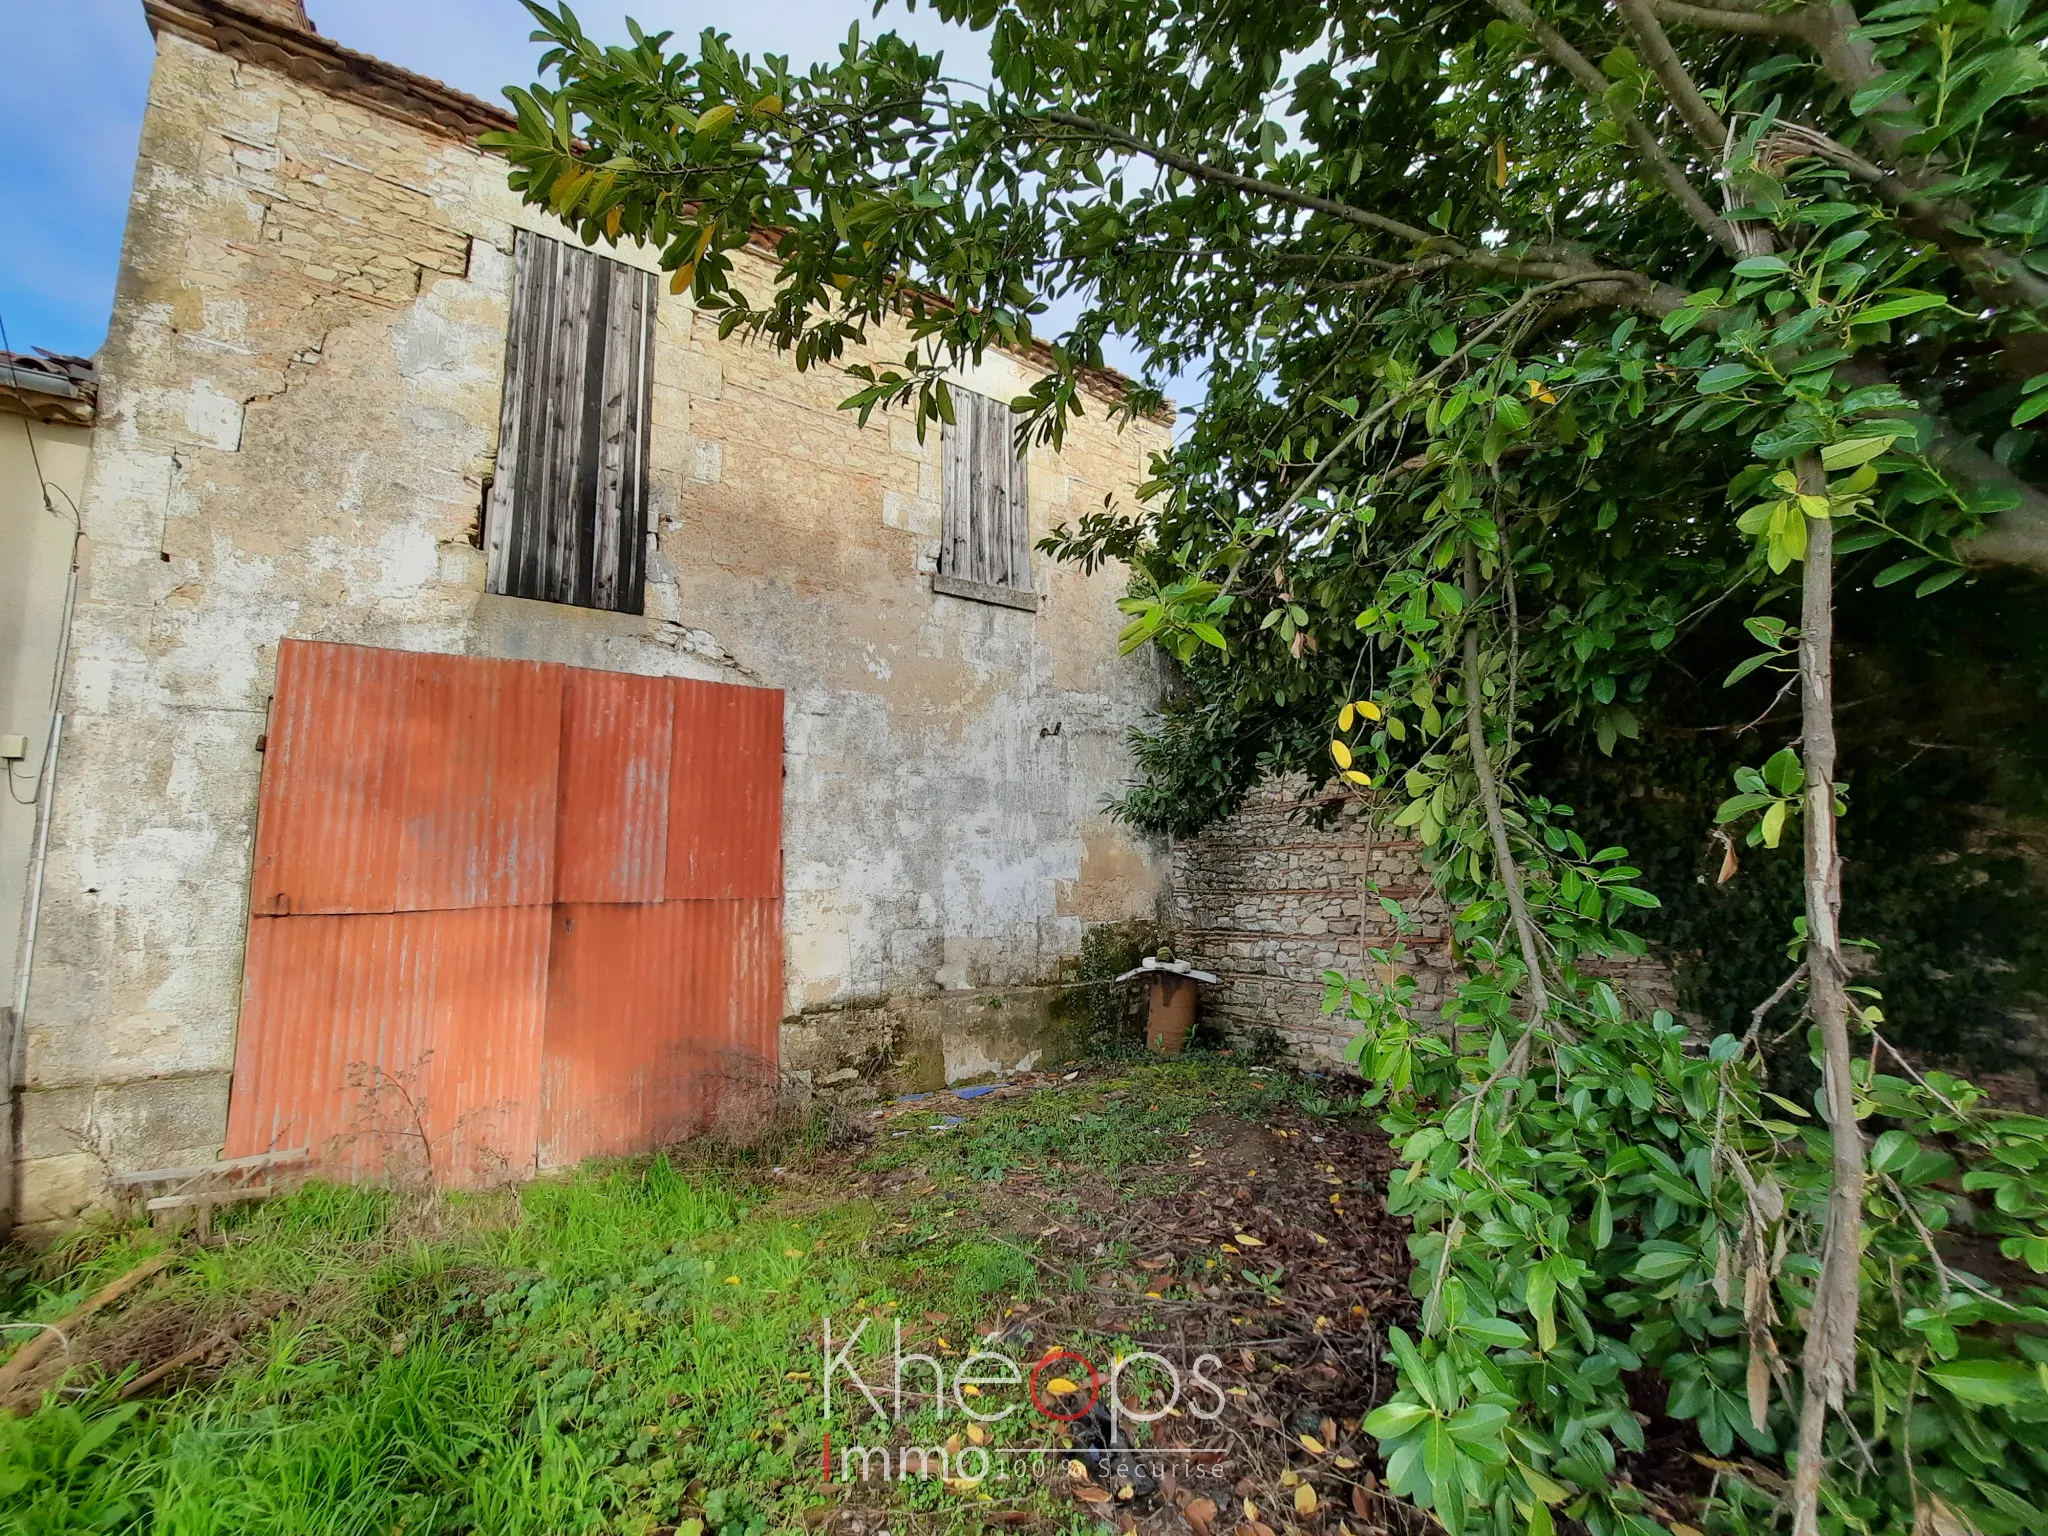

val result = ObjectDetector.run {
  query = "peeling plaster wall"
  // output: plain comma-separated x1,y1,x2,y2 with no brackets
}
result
15,32,1169,1225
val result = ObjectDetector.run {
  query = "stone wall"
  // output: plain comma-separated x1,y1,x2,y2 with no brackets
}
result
1170,778,1681,1064
1170,779,1458,1064
14,18,1171,1225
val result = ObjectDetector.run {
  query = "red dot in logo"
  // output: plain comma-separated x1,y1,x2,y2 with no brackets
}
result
1027,1350,1101,1421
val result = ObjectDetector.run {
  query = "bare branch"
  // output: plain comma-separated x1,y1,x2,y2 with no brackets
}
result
1037,110,1451,252
1615,0,1730,155
1649,0,1807,36
1489,0,1742,254
1463,543,1554,1067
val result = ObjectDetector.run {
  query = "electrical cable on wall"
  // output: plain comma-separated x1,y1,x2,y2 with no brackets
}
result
1,304,87,806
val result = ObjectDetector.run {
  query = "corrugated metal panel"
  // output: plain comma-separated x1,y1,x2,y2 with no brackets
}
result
249,641,562,915
555,669,672,903
537,896,782,1167
250,641,417,916
224,906,550,1186
396,651,563,911
667,680,784,899
231,651,784,1186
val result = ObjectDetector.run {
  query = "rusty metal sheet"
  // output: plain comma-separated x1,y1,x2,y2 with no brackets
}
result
554,669,672,903
250,641,563,915
250,641,416,916
224,906,550,1187
395,651,564,911
233,650,783,1187
666,680,784,899
539,897,782,1168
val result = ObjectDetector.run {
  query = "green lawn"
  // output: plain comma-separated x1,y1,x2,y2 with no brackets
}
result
0,1059,1326,1536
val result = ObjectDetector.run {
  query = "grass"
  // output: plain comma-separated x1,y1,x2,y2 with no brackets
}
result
0,1060,1344,1536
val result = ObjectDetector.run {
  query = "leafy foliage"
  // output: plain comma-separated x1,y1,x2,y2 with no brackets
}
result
480,0,2048,1528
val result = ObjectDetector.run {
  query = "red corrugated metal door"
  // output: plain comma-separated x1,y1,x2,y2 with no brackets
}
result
225,640,783,1186
537,673,784,1167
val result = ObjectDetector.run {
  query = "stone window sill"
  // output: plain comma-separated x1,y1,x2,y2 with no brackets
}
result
932,572,1041,612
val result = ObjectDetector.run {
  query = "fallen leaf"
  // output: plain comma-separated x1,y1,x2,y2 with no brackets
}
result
782,1248,802,1258
1234,1234,1264,1247
1047,1377,1081,1395
1184,1496,1218,1536
1321,1416,1338,1445
1294,1484,1317,1516
945,1434,963,1457
1220,1244,1241,1254
1243,1498,1259,1522
1069,1460,1092,1481
724,1276,740,1285
1333,1456,1359,1470
944,1476,983,1492
961,1383,982,1397
1299,1433,1327,1455
966,1422,987,1445
1075,1485,1112,1505
1280,1471,1300,1488
1117,1484,1136,1500
1352,1485,1372,1519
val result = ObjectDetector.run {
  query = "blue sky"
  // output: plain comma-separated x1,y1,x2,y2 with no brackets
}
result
0,1,993,359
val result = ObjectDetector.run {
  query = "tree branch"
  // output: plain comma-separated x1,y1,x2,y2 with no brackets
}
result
1928,420,2048,573
1649,0,1806,36
1037,110,1452,252
1615,0,1730,155
1489,0,1742,254
1463,543,1554,1068
1789,453,1863,1536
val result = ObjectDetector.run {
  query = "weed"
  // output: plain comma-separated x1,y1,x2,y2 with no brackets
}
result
0,1062,1371,1536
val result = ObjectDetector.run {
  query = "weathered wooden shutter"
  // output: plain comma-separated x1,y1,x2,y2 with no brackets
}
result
940,388,1031,593
486,229,657,614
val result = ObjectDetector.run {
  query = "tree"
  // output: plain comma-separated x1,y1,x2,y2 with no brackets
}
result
489,3,2048,1531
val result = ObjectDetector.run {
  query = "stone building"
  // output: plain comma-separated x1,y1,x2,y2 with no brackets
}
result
7,0,1172,1227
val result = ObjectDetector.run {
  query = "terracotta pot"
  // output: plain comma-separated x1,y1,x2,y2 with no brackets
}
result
1146,973,1199,1055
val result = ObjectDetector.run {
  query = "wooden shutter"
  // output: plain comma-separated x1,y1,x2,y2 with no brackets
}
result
486,229,657,614
940,389,1031,593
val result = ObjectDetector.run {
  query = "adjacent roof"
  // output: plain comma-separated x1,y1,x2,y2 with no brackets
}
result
1,350,98,426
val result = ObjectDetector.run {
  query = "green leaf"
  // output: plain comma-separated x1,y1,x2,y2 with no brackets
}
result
1819,435,1895,471
1871,1129,1918,1173
1457,1315,1531,1349
1760,799,1788,848
1762,747,1805,795
1732,256,1790,277
1697,363,1757,395
1854,292,1947,326
1874,555,1933,588
1363,1401,1434,1438
1525,1264,1558,1353
1925,1358,2038,1406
